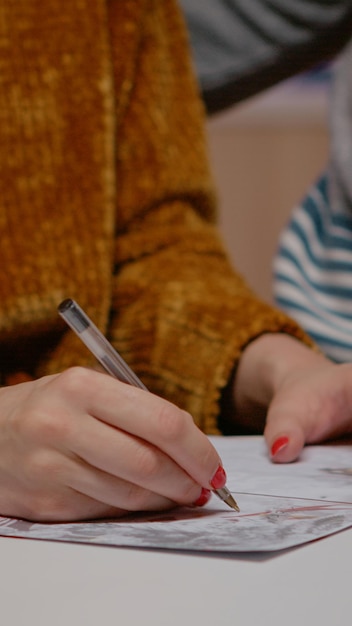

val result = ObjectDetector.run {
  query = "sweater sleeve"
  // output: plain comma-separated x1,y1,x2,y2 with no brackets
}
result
179,0,352,113
107,0,314,434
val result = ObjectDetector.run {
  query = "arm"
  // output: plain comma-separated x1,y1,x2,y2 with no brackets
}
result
106,0,314,434
108,0,352,464
179,0,352,112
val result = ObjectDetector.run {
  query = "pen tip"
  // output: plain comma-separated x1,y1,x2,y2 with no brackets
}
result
226,494,240,512
214,487,240,512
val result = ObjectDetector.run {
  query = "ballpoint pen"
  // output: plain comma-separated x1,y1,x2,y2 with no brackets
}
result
58,298,240,512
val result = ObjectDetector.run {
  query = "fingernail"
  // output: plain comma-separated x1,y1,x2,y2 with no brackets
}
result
271,436,289,457
193,488,211,507
210,464,226,490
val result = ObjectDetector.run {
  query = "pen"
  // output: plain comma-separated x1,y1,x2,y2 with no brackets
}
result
58,298,240,512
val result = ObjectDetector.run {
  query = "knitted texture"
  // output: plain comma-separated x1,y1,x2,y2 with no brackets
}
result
0,0,313,433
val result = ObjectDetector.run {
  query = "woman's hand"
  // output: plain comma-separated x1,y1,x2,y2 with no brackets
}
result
0,367,223,522
233,334,352,462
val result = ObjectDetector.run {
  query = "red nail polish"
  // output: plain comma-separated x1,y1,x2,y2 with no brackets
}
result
210,465,226,490
271,436,289,457
193,488,211,507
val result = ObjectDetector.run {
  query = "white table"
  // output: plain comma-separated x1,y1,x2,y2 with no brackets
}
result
2,527,351,626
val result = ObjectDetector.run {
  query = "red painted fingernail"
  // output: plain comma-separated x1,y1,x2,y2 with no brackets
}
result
271,436,289,457
193,488,211,507
210,464,226,490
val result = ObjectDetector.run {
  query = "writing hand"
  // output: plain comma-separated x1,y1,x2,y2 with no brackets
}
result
0,367,222,521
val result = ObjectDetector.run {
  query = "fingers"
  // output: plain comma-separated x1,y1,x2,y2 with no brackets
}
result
47,367,222,491
69,415,205,506
20,451,180,522
263,362,352,463
263,411,306,463
0,438,206,522
9,486,126,523
65,455,181,513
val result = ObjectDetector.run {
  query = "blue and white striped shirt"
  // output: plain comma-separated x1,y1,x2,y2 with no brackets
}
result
273,174,352,363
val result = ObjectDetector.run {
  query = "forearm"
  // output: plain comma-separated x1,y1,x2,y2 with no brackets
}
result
110,217,315,435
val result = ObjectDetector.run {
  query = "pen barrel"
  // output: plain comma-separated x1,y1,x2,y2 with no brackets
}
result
58,299,147,389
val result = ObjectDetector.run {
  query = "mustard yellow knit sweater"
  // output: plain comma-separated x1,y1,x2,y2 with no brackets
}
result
0,0,311,433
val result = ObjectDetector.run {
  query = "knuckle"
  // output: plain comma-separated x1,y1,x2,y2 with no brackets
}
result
10,374,80,445
133,444,160,480
56,366,93,397
122,483,151,511
25,493,70,522
27,450,65,483
177,479,200,505
156,404,191,443
198,444,218,475
20,406,72,445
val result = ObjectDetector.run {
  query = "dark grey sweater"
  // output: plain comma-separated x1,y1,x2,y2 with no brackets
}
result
180,1,352,109
180,0,352,217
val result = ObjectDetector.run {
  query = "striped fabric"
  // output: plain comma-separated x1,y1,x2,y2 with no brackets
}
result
273,174,352,363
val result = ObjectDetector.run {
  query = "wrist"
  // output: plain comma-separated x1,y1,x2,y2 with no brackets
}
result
234,333,324,412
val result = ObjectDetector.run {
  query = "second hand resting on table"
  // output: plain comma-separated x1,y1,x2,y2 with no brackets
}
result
1,331,352,522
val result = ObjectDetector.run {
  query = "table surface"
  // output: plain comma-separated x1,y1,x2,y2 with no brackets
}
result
2,526,351,626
